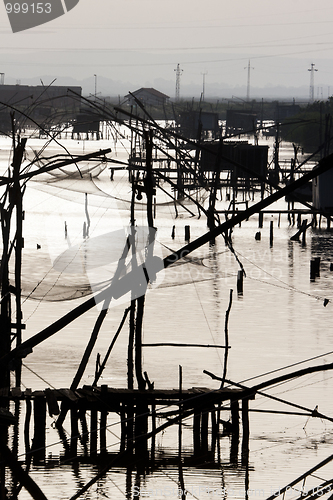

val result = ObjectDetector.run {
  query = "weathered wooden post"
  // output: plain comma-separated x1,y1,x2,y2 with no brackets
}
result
297,212,302,228
13,135,27,388
151,401,156,463
258,211,263,228
78,408,89,450
120,404,127,453
134,398,148,459
270,220,274,246
70,408,79,457
127,404,134,455
201,409,209,454
32,396,46,463
302,220,307,246
24,390,32,460
100,385,108,454
237,270,244,295
211,407,218,453
310,260,316,280
314,257,321,276
310,257,321,280
230,399,239,437
241,397,250,465
193,410,201,455
230,399,239,463
178,365,182,463
90,407,98,456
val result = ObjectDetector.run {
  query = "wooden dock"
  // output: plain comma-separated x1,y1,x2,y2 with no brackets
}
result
4,385,254,465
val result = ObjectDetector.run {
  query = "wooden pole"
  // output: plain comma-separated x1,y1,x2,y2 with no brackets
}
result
24,392,32,460
178,364,186,499
32,396,46,463
13,135,26,388
84,193,90,237
270,220,274,246
258,211,263,228
178,365,182,457
135,295,146,390
128,181,137,390
90,408,98,456
237,270,244,295
128,300,135,390
221,289,233,388
193,410,201,455
100,386,108,455
151,401,156,463
0,195,13,395
241,397,249,466
70,408,78,457
78,409,89,448
207,137,223,234
120,404,126,453
211,407,218,454
201,409,209,454
230,399,239,437
93,306,130,386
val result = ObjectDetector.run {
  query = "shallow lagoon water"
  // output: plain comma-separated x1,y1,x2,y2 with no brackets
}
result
1,132,333,499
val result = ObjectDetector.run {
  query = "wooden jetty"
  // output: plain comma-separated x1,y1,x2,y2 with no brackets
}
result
3,384,254,464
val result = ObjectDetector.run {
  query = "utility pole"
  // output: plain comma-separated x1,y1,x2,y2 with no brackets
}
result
174,64,183,102
94,74,97,101
245,60,254,101
201,71,208,102
308,63,318,103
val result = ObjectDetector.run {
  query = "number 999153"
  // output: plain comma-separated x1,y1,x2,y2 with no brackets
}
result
5,3,52,14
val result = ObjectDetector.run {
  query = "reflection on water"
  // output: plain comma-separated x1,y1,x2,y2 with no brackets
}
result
1,135,333,499
12,213,333,499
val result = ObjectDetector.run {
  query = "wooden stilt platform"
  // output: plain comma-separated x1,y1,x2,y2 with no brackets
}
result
4,385,254,463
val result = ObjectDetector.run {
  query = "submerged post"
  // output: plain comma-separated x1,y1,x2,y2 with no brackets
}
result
270,220,274,246
32,396,46,463
241,397,250,465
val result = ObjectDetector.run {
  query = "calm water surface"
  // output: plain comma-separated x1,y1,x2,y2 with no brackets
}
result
1,132,333,499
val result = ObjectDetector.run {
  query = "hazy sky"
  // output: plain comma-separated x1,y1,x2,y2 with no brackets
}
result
1,0,333,98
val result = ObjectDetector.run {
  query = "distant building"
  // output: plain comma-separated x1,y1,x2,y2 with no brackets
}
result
0,84,82,133
200,141,268,180
124,88,169,107
226,110,257,134
276,103,301,121
0,84,81,116
177,110,220,139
